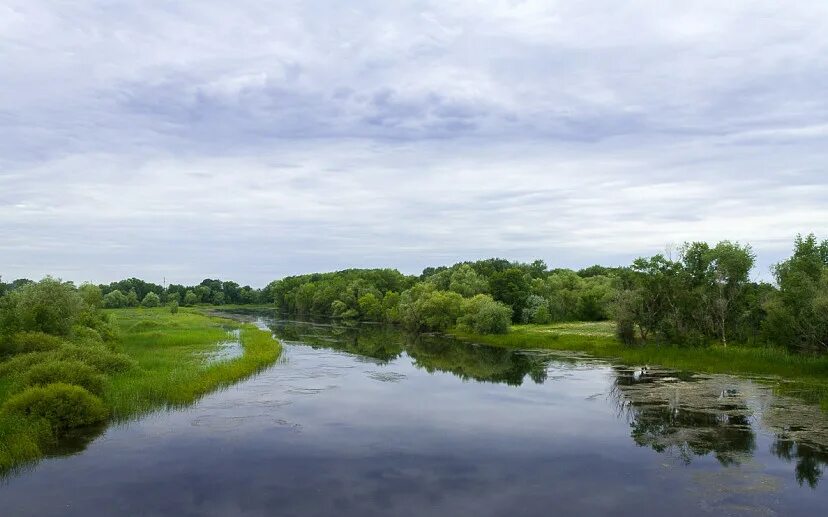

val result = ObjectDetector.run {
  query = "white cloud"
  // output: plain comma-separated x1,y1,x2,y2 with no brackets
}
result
1,1,827,284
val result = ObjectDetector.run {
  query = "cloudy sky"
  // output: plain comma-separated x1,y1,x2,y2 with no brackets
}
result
2,1,827,286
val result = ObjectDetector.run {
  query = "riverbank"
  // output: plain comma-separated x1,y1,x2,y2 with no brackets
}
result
0,308,281,474
453,321,828,409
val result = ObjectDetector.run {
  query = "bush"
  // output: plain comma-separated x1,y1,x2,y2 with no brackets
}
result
141,292,161,308
22,360,107,395
458,294,512,334
102,289,128,308
2,383,108,431
169,301,179,314
53,345,136,374
8,331,64,353
1,278,83,336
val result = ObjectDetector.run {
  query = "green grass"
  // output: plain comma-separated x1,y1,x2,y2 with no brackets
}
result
454,321,828,410
0,307,281,474
105,308,281,418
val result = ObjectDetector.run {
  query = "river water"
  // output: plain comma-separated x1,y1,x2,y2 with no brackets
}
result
1,311,826,516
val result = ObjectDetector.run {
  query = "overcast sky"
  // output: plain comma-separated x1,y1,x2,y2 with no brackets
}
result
2,1,827,286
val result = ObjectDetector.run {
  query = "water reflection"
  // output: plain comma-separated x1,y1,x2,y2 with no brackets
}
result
268,318,551,385
609,366,828,487
266,315,828,489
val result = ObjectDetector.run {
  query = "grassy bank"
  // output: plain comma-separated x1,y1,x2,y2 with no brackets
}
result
0,308,281,474
454,321,828,408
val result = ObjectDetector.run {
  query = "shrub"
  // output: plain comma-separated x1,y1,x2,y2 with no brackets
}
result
141,292,161,308
169,301,179,314
53,345,136,374
102,289,128,308
9,331,64,353
458,294,512,334
2,278,83,336
2,383,108,431
22,360,107,395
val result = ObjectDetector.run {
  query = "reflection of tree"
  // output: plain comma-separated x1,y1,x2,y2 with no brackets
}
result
407,335,550,386
268,320,405,362
267,319,554,386
611,368,755,466
771,438,828,488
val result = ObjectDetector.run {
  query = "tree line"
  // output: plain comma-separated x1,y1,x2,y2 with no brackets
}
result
265,234,827,351
2,233,825,351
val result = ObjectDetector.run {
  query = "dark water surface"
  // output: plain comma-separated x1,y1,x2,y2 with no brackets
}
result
2,311,827,516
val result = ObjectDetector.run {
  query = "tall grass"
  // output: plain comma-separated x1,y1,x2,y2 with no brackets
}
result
105,309,281,418
0,307,281,474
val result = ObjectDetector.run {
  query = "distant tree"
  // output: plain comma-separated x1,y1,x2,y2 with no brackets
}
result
448,265,489,297
490,268,530,323
763,234,828,352
357,292,383,321
102,289,128,308
141,292,161,307
0,278,83,336
183,290,198,307
78,283,103,309
457,294,512,334
126,290,139,307
166,291,180,305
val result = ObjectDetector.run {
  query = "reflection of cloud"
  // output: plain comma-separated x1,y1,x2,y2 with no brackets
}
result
2,1,828,282
611,366,828,487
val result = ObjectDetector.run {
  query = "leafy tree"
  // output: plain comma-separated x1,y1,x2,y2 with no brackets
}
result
357,292,383,321
183,290,198,306
141,292,161,308
0,278,83,336
489,268,530,323
125,290,139,307
448,265,489,297
457,294,512,334
102,289,128,308
763,234,828,352
78,283,103,309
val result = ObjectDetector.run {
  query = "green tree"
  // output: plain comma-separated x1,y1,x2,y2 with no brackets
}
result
126,290,139,307
102,289,128,308
78,283,103,309
183,290,199,306
0,278,83,336
457,294,512,334
764,234,828,352
490,268,530,323
141,292,161,308
448,265,489,297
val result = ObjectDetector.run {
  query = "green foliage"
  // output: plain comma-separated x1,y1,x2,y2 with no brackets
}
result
22,360,107,395
169,301,179,314
613,241,756,347
448,264,489,297
78,283,103,308
5,331,64,354
457,295,512,334
0,278,83,336
2,383,108,431
763,234,828,352
141,292,161,308
183,290,198,306
490,268,530,322
102,289,128,308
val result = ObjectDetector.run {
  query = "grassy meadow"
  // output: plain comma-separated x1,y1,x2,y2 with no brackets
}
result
0,307,281,474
